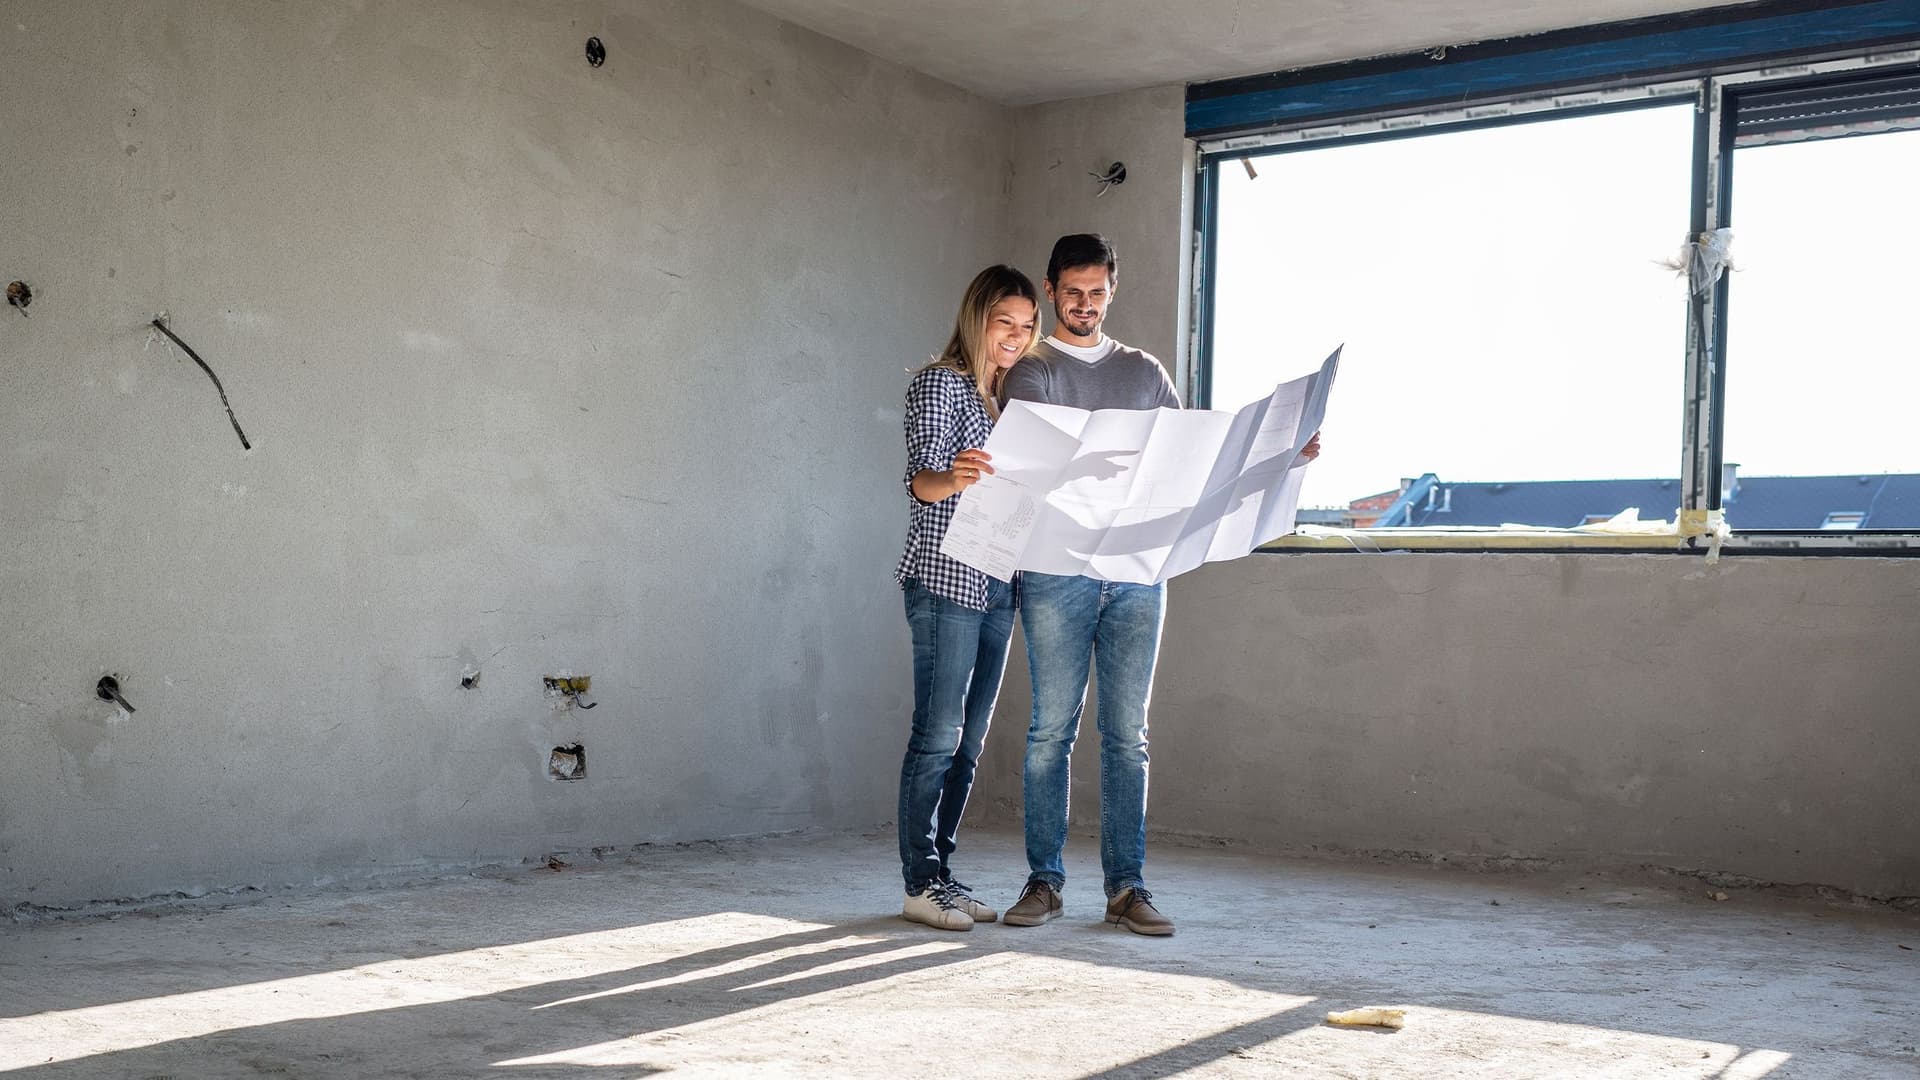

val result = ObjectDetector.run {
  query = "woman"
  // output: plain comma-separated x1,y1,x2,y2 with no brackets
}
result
894,264,1041,930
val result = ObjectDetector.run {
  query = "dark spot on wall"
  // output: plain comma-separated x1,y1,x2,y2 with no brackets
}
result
95,675,134,712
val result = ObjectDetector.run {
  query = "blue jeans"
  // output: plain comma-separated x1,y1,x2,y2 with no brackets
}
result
1020,571,1165,897
898,577,1016,893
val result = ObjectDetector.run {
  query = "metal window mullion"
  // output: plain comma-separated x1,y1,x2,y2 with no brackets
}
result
1191,158,1221,410
1681,78,1726,523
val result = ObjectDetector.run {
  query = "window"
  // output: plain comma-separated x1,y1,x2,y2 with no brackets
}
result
1720,73,1920,533
1207,104,1694,522
1191,6,1920,551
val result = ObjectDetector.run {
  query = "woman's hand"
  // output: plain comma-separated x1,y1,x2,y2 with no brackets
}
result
911,448,994,503
949,449,994,491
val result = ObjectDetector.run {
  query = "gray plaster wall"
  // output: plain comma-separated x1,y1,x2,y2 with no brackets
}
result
1150,554,1920,900
973,85,1920,901
0,0,1011,909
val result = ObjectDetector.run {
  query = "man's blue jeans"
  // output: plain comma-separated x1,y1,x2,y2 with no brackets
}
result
1020,570,1165,897
898,577,1016,893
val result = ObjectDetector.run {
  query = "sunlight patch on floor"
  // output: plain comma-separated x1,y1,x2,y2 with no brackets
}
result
1240,1006,1795,1080
0,912,822,1070
494,952,1318,1073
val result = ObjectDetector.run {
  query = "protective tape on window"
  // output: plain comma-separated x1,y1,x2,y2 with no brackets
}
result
1570,507,1677,535
1666,228,1734,296
1678,507,1731,562
1293,525,1384,552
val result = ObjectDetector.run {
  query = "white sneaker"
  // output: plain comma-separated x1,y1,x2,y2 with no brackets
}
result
939,877,998,923
902,882,974,931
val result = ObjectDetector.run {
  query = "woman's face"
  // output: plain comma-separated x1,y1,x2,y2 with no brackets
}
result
985,296,1037,370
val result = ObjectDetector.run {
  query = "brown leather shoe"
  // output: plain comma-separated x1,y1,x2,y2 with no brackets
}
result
1105,887,1174,936
1002,880,1063,926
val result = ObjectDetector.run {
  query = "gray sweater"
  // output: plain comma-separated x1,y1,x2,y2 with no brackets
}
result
1001,338,1180,412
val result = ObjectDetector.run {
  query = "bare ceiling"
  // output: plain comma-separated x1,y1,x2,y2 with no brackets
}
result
735,0,1756,105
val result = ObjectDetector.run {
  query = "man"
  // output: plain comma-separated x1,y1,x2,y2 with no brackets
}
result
998,233,1181,936
999,234,1320,936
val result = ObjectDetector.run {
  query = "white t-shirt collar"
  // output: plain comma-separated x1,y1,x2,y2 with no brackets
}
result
1047,334,1114,363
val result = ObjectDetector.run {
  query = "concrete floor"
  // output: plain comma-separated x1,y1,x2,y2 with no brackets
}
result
2,830,1915,1079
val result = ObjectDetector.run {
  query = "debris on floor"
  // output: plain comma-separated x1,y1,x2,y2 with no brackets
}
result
1326,1007,1406,1029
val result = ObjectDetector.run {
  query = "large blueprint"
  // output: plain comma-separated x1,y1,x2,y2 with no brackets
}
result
940,347,1340,585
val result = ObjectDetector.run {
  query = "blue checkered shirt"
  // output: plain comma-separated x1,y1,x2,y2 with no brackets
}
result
894,365,1001,611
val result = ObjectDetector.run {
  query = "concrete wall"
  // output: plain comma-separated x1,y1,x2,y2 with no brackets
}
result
1148,554,1920,899
973,85,1920,901
0,0,1011,909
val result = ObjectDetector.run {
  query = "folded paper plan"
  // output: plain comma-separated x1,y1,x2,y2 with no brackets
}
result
940,347,1340,584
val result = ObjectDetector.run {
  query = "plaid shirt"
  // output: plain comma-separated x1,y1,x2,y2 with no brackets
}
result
894,365,1002,611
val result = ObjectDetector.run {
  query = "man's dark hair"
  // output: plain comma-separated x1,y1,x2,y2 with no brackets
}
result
1046,233,1118,285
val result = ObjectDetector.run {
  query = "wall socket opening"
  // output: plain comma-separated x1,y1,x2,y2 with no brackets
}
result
548,743,586,781
543,673,596,708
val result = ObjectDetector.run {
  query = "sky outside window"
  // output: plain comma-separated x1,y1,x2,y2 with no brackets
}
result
1211,103,1696,510
1722,127,1920,478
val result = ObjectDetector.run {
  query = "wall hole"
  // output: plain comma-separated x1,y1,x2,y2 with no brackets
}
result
543,673,596,708
96,675,135,713
549,743,586,781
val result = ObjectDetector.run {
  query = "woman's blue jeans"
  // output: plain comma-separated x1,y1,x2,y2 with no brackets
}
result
1019,570,1165,897
897,577,1016,893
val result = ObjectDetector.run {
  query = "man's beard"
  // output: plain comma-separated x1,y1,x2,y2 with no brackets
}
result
1058,309,1100,337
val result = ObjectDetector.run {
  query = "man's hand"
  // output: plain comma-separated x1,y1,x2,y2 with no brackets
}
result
1299,431,1323,462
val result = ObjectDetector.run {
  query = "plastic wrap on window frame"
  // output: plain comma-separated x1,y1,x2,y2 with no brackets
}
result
1669,228,1735,297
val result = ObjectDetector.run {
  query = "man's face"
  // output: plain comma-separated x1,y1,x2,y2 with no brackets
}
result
1046,264,1115,342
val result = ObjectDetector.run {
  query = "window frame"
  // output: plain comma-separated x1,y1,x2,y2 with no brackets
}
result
1191,48,1920,556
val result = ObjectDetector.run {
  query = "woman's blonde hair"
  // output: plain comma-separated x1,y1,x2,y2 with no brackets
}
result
927,264,1041,418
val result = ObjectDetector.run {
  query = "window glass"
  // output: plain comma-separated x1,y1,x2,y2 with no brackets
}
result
1723,126,1920,528
1210,105,1696,526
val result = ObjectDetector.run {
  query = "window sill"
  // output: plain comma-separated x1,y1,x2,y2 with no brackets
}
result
1259,527,1920,555
1262,528,1689,553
